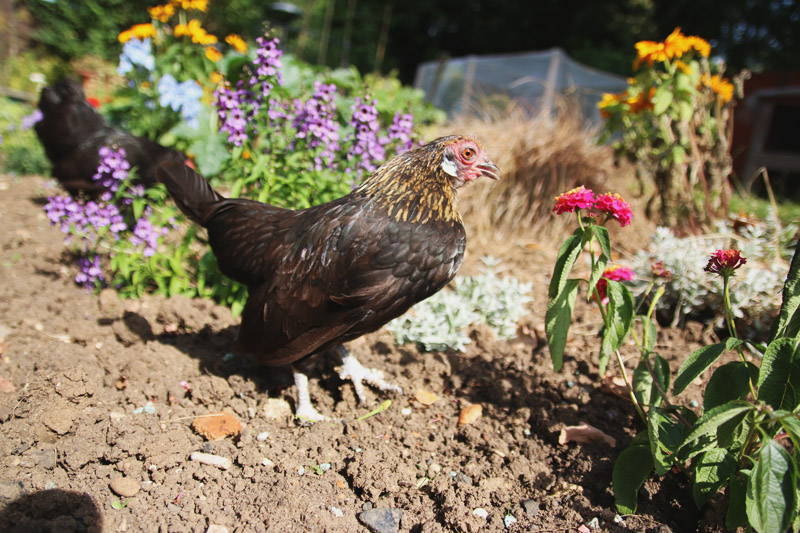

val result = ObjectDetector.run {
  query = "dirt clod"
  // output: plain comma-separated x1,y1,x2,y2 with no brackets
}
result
109,477,140,497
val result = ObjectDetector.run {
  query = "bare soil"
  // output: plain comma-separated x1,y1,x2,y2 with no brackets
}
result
0,174,727,532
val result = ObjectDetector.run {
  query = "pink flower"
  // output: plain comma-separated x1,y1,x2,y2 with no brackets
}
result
704,249,746,277
650,261,671,280
594,192,633,227
553,186,595,214
594,265,635,305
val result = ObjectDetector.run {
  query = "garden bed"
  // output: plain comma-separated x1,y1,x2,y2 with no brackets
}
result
0,174,734,532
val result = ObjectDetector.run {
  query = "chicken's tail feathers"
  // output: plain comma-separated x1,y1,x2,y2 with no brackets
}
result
156,160,224,226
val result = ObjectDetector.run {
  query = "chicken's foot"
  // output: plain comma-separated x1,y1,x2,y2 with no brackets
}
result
336,346,403,406
292,367,327,423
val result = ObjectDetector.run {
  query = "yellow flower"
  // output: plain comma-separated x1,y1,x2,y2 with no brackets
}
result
626,87,656,113
598,91,626,118
242,149,251,160
210,71,224,85
170,0,209,12
674,60,692,75
687,36,711,57
174,19,218,45
664,27,692,59
118,23,156,43
225,34,248,54
148,4,175,22
205,46,222,62
633,40,668,70
700,74,734,103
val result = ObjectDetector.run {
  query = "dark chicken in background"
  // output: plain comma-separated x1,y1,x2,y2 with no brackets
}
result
35,78,186,196
157,135,500,420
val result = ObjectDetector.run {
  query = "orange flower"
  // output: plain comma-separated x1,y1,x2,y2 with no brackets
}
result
170,0,209,12
633,40,668,70
673,60,692,75
148,4,175,22
687,36,711,57
597,91,626,118
634,28,712,70
205,46,222,62
700,74,734,103
626,87,655,113
225,34,248,54
209,71,224,85
118,23,156,43
664,27,692,59
174,19,217,45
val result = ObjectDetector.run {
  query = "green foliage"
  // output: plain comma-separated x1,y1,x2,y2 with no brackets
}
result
548,196,800,529
0,97,51,176
386,257,532,352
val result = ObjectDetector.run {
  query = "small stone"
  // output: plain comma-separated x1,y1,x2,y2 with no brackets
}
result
206,526,229,533
401,407,412,415
521,498,539,517
458,404,482,426
357,508,402,533
109,477,140,497
319,463,331,472
689,399,699,408
192,412,242,440
262,399,292,419
504,514,517,529
523,428,531,436
472,508,488,519
577,526,591,533
261,458,274,467
43,481,56,490
296,466,305,476
331,506,343,517
256,432,269,442
362,502,373,511
587,517,600,529
426,463,441,478
414,390,438,406
190,452,232,470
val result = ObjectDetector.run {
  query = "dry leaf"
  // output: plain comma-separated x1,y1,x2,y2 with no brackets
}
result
192,411,242,440
558,423,616,447
600,375,628,398
458,403,482,426
414,389,438,406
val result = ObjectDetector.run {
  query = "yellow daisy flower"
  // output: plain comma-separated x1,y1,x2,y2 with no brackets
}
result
118,23,156,43
225,34,248,54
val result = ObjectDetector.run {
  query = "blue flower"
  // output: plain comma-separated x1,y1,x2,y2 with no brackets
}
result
21,109,43,130
118,38,155,75
157,75,203,129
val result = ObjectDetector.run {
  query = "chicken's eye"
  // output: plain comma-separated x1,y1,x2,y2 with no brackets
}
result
462,147,476,160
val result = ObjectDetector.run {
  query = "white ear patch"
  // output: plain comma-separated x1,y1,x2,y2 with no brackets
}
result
441,154,458,177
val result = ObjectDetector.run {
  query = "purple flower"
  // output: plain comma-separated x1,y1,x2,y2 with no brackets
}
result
253,36,283,84
75,255,105,290
292,82,340,169
129,207,174,257
388,112,416,154
21,109,43,130
214,82,253,146
346,96,386,179
93,146,131,195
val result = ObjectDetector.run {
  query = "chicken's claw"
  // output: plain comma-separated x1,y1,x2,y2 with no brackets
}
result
337,349,403,406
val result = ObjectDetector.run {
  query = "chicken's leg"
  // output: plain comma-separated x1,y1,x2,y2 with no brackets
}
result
292,366,327,422
336,345,403,406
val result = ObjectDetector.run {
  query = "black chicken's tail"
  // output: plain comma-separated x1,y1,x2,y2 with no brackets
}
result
156,161,225,226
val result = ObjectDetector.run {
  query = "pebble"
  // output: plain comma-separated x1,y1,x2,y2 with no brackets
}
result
319,463,331,472
43,481,56,490
256,432,269,442
587,517,600,529
133,402,156,415
109,477,140,497
190,452,232,470
458,404,482,426
521,498,539,517
206,526,229,533
357,508,403,533
296,466,305,476
504,514,517,529
362,502,373,511
261,458,274,467
222,353,235,362
426,463,441,478
401,408,412,415
331,506,343,517
689,399,699,407
262,399,292,419
472,508,488,519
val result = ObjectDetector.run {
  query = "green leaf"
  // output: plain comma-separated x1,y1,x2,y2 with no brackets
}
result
773,410,800,447
727,470,750,530
693,448,737,508
704,362,759,411
746,440,797,532
648,407,686,475
545,279,580,372
757,337,800,410
613,445,653,515
674,340,741,395
642,316,657,354
633,354,670,407
548,229,587,299
653,84,674,115
681,401,754,448
586,225,611,297
716,409,752,451
598,280,634,375
769,243,800,341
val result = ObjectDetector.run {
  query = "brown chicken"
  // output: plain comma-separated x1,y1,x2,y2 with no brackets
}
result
35,78,186,196
156,135,499,420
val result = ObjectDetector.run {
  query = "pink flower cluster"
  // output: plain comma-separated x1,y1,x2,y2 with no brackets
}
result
704,249,746,277
595,265,635,305
552,186,633,227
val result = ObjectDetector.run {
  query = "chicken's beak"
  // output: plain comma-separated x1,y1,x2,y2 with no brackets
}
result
477,159,501,181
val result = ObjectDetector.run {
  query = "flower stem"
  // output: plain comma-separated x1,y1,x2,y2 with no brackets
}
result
722,275,758,399
614,349,647,424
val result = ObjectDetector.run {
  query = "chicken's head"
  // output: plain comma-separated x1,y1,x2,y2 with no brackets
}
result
439,136,500,188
